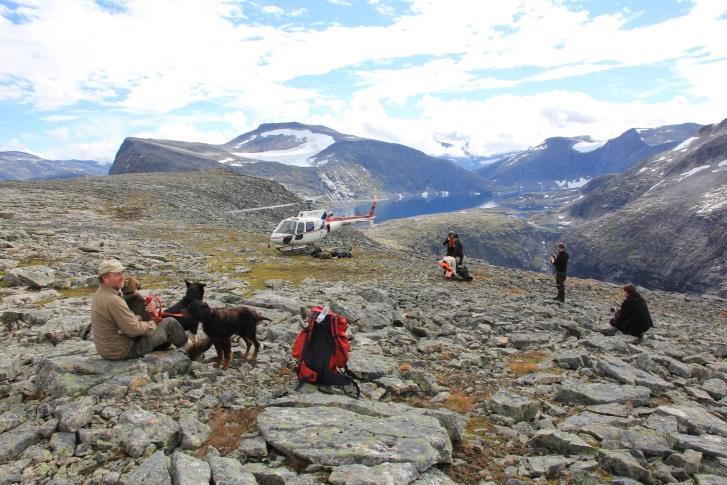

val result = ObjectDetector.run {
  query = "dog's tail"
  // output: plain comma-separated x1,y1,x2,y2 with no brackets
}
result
258,316,272,323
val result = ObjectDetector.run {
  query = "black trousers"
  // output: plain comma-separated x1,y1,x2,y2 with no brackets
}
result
555,272,567,301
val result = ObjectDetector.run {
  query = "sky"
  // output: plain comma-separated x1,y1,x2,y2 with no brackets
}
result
0,0,726,162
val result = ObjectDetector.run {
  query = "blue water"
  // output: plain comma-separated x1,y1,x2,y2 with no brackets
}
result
329,193,497,224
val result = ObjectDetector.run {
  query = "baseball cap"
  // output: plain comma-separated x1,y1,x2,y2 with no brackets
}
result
97,259,126,276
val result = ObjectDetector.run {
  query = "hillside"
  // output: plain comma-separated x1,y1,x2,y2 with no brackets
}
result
0,171,726,483
368,209,559,272
476,123,701,191
0,151,108,181
565,118,727,297
109,122,493,200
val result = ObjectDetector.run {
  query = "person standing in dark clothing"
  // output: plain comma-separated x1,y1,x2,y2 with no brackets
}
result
443,231,464,265
609,284,653,338
551,242,569,302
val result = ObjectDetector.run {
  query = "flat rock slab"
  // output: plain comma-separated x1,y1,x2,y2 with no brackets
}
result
618,426,672,458
411,467,456,484
596,357,675,393
268,393,465,442
597,449,653,485
347,351,398,380
668,432,727,458
557,380,651,406
585,335,637,353
656,404,727,437
242,290,303,314
509,333,551,350
329,462,420,485
529,429,595,455
34,350,190,398
257,403,452,472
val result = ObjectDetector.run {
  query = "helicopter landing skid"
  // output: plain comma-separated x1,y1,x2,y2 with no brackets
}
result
276,244,314,254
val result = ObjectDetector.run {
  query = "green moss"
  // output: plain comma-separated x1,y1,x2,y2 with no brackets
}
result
19,258,49,267
59,287,97,299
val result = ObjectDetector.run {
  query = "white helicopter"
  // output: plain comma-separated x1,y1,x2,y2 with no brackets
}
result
270,201,377,252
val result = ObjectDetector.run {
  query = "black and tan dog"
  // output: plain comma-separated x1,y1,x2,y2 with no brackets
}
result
187,300,270,370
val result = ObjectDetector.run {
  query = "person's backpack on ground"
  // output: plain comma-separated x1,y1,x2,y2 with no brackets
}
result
291,305,360,397
456,263,473,282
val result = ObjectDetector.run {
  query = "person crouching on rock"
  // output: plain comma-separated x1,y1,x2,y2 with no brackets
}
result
91,259,208,360
609,284,654,339
443,231,464,265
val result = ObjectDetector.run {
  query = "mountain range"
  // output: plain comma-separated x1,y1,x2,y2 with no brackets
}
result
109,122,493,200
474,123,702,191
0,151,109,181
564,118,727,297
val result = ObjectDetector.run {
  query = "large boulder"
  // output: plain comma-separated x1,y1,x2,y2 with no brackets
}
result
0,426,40,464
122,450,171,484
258,396,453,473
208,456,258,484
488,390,541,423
34,316,91,344
3,265,55,288
34,350,190,398
114,407,179,457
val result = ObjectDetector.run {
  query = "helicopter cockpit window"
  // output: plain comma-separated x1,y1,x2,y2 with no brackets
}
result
274,220,296,234
296,222,305,234
305,222,315,232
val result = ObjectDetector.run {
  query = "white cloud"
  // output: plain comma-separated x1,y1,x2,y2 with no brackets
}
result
260,5,306,18
0,0,726,160
327,0,352,6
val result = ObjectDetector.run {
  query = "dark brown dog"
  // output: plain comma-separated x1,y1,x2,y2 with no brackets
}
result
187,300,270,370
122,275,152,321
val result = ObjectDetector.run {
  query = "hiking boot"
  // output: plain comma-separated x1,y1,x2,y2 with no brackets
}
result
186,336,212,360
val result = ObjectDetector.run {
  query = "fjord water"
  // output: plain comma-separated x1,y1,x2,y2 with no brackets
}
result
330,193,497,224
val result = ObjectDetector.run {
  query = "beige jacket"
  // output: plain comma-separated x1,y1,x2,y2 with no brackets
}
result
91,284,155,360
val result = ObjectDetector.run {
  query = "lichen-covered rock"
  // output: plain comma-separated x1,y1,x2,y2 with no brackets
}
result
257,404,452,472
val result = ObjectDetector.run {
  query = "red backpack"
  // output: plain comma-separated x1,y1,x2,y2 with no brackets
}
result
292,306,359,397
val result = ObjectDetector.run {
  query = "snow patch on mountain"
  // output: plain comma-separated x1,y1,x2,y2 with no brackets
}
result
232,129,336,167
677,164,711,182
555,177,591,188
675,137,698,151
572,140,606,153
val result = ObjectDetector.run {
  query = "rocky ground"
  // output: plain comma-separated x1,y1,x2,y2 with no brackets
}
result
1,173,727,484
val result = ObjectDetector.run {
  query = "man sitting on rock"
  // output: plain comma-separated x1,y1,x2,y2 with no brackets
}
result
91,259,208,360
609,284,654,339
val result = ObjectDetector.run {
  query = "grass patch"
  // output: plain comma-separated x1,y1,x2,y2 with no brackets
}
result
196,407,261,458
441,391,475,413
506,351,549,376
19,258,49,267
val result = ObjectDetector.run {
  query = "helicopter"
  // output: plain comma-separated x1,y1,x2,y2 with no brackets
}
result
269,201,376,252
